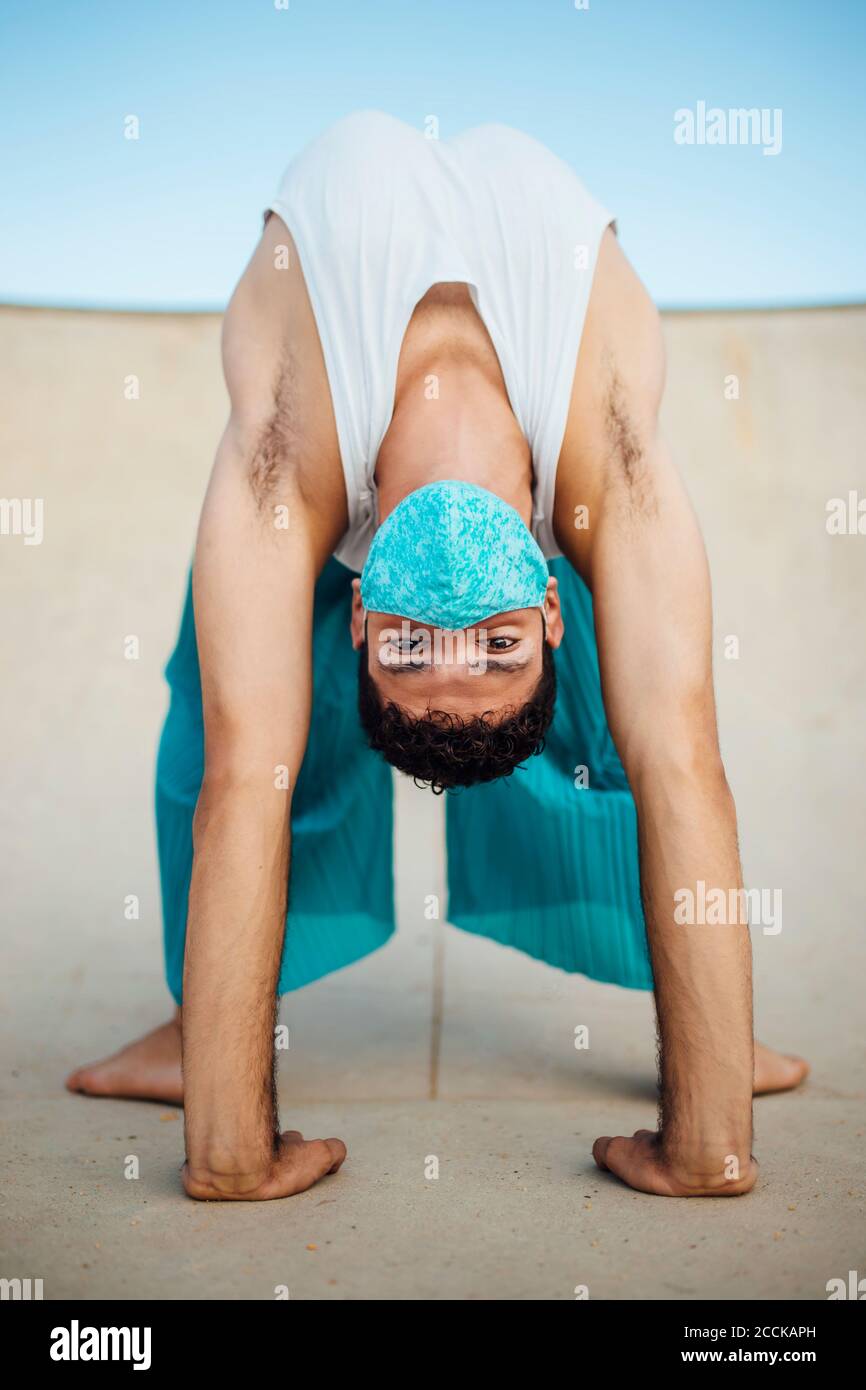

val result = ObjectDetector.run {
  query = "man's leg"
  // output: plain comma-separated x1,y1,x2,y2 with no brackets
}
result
66,557,397,1104
64,1011,807,1102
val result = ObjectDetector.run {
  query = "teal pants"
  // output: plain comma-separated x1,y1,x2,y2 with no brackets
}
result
155,558,652,1004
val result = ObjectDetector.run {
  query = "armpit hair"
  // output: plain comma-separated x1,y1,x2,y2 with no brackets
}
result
606,370,642,481
604,367,657,519
248,348,299,511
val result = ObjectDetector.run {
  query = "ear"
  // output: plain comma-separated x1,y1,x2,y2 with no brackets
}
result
350,578,365,650
543,577,565,650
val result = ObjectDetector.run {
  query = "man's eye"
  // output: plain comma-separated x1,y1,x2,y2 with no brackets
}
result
390,639,419,653
484,636,517,650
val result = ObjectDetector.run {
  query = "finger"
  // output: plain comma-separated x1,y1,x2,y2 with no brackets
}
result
323,1137,347,1172
304,1137,345,1178
272,1137,344,1192
601,1135,674,1196
279,1133,346,1174
601,1135,639,1183
592,1135,614,1171
295,1138,346,1186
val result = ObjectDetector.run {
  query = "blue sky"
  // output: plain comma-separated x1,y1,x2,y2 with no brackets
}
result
1,0,864,310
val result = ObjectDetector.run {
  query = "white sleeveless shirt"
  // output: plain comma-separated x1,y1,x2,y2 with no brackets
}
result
266,111,614,573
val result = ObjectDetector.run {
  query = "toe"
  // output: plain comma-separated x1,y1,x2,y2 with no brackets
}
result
65,1065,105,1094
786,1053,810,1085
67,1066,107,1096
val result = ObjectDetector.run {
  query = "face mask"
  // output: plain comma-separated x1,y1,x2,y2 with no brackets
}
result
360,480,549,629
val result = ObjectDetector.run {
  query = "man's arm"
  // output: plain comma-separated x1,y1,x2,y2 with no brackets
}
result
556,233,756,1195
181,219,348,1199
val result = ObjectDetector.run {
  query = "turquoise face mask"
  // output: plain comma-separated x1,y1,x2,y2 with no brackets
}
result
360,480,549,629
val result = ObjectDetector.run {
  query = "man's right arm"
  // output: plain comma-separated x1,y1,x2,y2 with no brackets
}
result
181,219,348,1199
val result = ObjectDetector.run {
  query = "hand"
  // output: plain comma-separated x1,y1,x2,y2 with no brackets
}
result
592,1128,757,1197
182,1129,347,1201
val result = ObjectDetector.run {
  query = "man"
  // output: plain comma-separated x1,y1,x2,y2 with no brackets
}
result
67,112,807,1199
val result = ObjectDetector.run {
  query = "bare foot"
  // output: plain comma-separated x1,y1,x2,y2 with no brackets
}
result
754,1040,810,1095
65,1012,183,1104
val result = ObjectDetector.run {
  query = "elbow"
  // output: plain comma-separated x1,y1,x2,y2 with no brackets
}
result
192,752,292,848
626,733,733,810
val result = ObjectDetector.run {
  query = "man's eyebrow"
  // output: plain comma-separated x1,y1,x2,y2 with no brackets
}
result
472,656,533,673
378,656,533,675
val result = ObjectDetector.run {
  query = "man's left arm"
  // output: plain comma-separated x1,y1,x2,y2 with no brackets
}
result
557,243,756,1195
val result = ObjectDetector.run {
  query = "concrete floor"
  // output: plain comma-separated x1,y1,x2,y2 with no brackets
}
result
1,304,865,1300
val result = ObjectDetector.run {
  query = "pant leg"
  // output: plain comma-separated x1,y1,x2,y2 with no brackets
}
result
446,558,653,991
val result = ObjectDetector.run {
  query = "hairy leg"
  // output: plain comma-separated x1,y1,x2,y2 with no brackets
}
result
64,1011,807,1110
